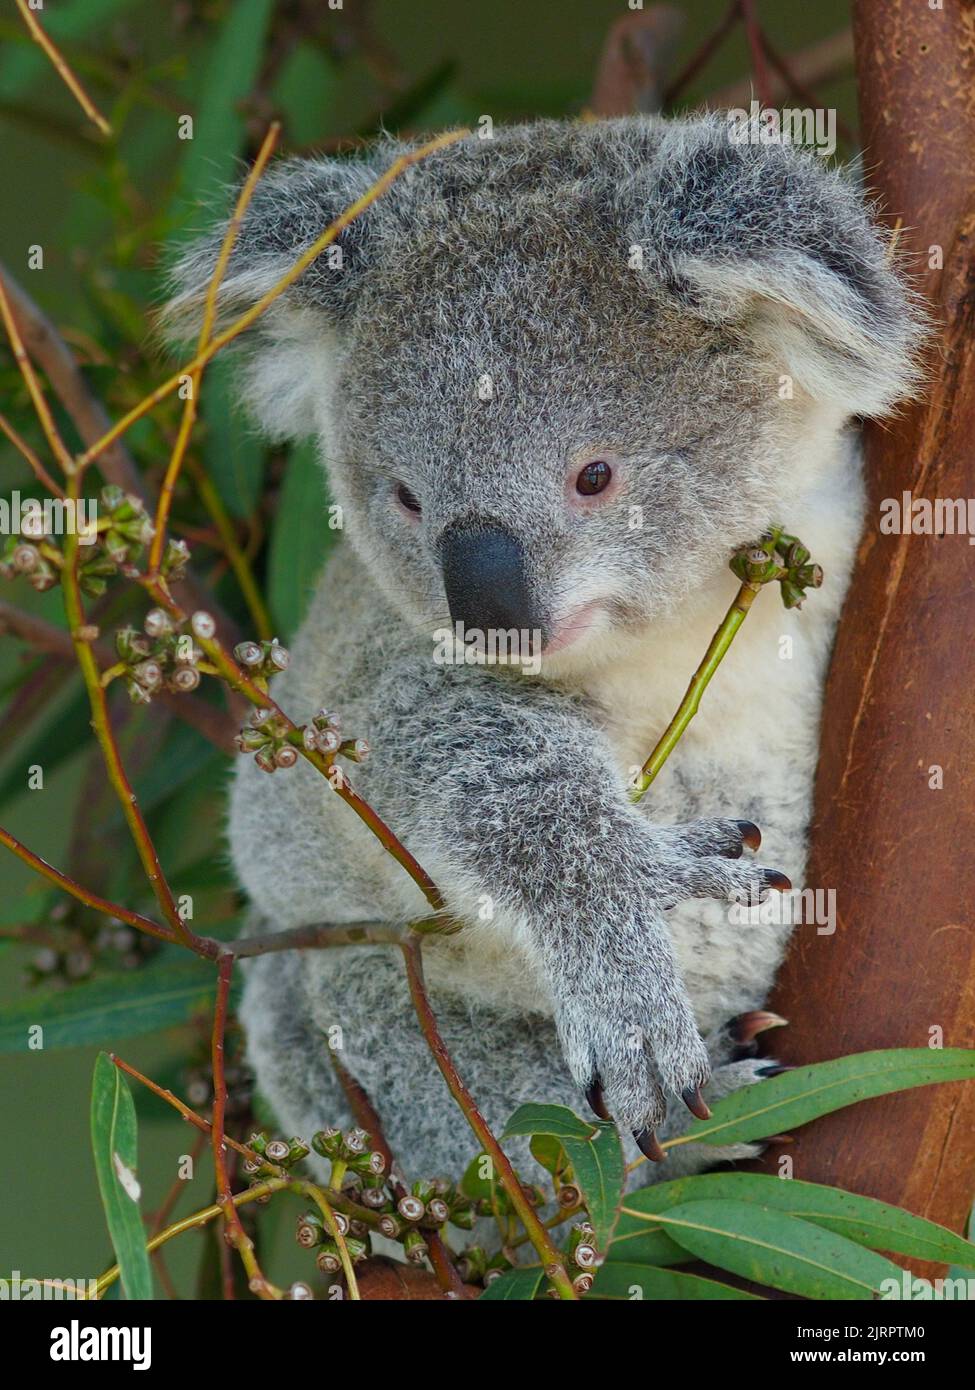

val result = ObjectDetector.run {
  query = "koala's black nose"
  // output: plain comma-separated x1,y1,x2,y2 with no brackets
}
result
439,522,542,643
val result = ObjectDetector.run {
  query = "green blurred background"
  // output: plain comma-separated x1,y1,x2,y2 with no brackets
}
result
0,0,854,1296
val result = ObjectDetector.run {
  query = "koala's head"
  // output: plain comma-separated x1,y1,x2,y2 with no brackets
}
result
166,116,923,669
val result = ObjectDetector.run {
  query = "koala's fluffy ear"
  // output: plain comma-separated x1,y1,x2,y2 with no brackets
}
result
634,119,926,417
161,154,385,441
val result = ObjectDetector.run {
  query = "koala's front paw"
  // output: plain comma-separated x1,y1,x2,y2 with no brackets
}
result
650,817,792,909
554,817,790,1161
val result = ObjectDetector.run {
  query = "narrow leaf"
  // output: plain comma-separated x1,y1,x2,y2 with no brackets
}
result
562,1122,625,1248
202,359,265,519
605,1228,689,1267
90,1052,152,1300
502,1103,595,1142
0,956,238,1053
592,1262,760,1300
657,1199,904,1300
171,0,275,222
478,1266,545,1301
678,1048,975,1147
617,1171,975,1269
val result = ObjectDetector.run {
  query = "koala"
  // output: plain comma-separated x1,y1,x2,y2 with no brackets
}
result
168,115,921,1188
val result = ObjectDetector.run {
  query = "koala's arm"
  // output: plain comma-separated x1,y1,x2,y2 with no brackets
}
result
328,650,787,1149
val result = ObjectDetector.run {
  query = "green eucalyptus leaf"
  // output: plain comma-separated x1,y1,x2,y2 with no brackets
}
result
478,1266,545,1301
0,955,237,1053
460,1152,496,1202
604,1227,689,1267
562,1122,624,1249
529,1132,566,1177
680,1048,975,1147
90,1052,152,1300
592,1261,760,1300
616,1171,975,1269
171,0,275,223
0,683,90,812
502,1103,595,1142
657,1199,903,1300
201,359,265,520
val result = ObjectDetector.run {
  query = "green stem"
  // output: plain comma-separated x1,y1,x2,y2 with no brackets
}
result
630,582,760,802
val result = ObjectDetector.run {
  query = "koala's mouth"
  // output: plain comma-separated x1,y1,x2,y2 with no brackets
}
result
541,601,608,659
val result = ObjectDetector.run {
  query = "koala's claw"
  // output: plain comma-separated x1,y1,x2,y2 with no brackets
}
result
727,1009,788,1061
585,1078,611,1121
755,1063,794,1077
730,1010,788,1044
634,1127,666,1163
734,820,762,852
681,1083,711,1120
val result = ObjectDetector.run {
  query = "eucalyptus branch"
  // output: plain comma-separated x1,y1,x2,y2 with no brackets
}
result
210,953,281,1300
300,1182,361,1300
92,1181,282,1300
630,528,822,802
142,581,445,911
0,263,242,642
401,930,578,1299
110,1053,385,1232
0,825,181,947
329,1051,468,1298
0,597,237,751
60,470,199,949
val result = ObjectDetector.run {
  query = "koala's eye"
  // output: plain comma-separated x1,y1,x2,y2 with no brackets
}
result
576,460,612,496
395,482,422,515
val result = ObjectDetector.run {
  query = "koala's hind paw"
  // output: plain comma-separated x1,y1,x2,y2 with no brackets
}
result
720,1008,789,1061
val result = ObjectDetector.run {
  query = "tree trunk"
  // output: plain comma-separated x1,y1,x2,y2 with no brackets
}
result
762,0,975,1272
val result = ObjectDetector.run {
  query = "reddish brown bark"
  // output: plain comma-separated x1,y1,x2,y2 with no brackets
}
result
762,0,975,1269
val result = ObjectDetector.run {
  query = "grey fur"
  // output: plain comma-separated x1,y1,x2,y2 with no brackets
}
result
167,116,922,1188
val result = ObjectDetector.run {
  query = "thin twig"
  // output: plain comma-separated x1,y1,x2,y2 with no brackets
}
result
400,931,578,1300
663,0,740,107
0,410,66,497
0,825,180,947
149,124,281,576
760,31,856,146
301,1181,361,1300
92,1181,282,1300
15,0,112,136
142,580,445,911
329,1051,467,1298
0,273,75,476
704,28,854,111
0,597,237,751
210,954,280,1299
0,263,242,644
